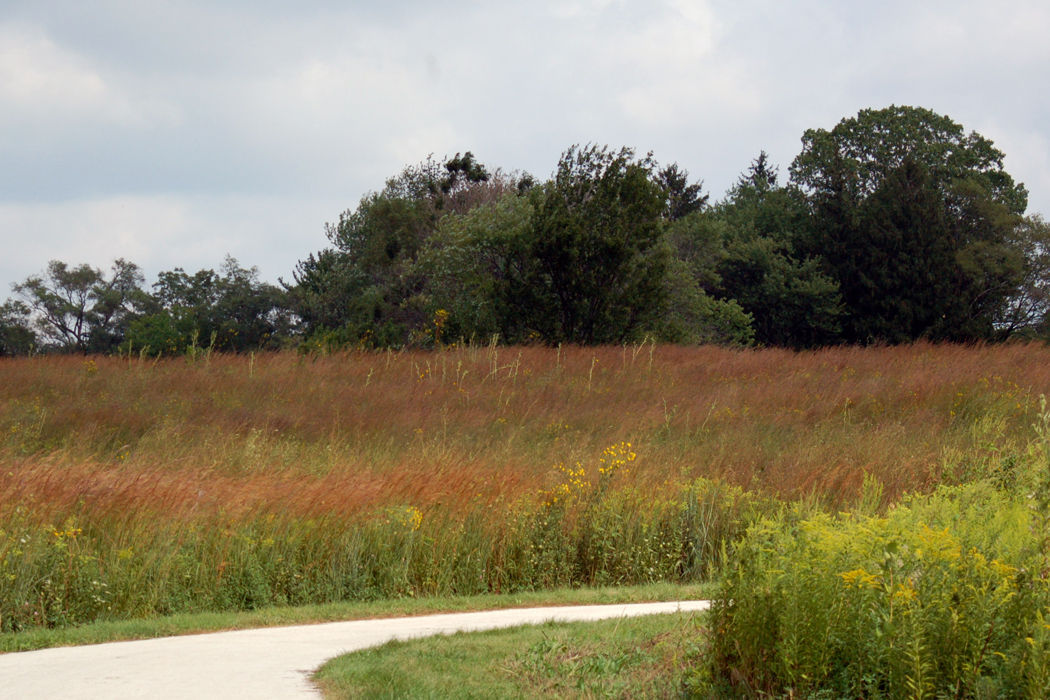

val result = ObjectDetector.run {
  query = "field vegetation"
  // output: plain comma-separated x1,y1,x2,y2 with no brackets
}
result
4,341,1050,694
314,611,706,699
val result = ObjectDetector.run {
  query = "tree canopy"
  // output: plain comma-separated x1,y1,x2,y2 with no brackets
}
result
791,105,1029,343
4,105,1047,355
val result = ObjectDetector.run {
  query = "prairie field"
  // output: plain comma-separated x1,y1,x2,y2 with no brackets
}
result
2,341,1049,638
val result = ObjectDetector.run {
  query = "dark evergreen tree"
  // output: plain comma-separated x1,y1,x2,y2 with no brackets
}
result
841,157,955,342
792,106,1027,343
712,155,843,348
657,163,708,221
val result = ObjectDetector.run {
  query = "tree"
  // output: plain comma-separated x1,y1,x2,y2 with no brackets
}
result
739,151,779,193
287,249,365,335
129,266,223,353
0,300,37,356
791,105,1027,215
13,261,100,351
516,144,669,344
86,259,151,352
292,153,513,347
835,157,962,342
415,190,539,343
657,254,755,346
212,256,293,351
656,163,708,221
997,215,1050,338
128,257,292,354
710,155,843,348
13,259,147,352
790,106,1027,343
436,152,490,200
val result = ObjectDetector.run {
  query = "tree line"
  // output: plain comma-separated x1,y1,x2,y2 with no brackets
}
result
3,105,1049,356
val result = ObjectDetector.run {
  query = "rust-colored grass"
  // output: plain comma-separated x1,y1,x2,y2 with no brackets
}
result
4,342,1050,630
3,341,1047,523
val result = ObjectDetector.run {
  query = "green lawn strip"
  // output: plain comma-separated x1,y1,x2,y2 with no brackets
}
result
0,582,713,653
314,609,707,699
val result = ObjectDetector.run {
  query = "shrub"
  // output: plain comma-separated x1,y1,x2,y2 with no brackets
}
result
692,482,1050,698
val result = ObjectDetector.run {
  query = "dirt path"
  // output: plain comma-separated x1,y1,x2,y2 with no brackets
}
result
0,600,710,699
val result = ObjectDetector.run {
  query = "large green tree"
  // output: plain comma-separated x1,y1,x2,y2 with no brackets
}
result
127,257,291,354
791,105,1027,215
790,106,1027,342
291,152,512,346
514,145,669,344
711,154,843,348
13,259,147,352
415,189,539,344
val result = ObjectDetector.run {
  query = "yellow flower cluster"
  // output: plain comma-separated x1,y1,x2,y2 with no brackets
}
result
598,441,636,476
891,582,918,602
545,462,587,505
386,505,423,532
541,442,639,506
52,519,83,540
839,567,880,589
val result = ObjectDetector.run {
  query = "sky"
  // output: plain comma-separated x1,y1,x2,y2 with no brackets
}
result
2,0,1048,295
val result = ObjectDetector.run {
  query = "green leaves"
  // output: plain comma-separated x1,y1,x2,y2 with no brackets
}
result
791,106,1029,343
704,483,1050,697
525,145,668,344
12,259,147,353
791,105,1028,215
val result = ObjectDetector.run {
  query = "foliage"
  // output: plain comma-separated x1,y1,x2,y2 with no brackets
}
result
12,259,148,353
999,215,1050,338
791,105,1029,343
790,104,1028,215
4,342,1047,635
0,300,37,356
0,445,752,631
711,154,843,347
126,256,291,354
513,144,669,344
289,153,514,347
415,190,538,343
692,480,1050,697
657,162,708,221
5,104,1046,353
658,256,754,346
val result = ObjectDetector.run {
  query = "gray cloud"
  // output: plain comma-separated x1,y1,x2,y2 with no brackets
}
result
2,0,1048,293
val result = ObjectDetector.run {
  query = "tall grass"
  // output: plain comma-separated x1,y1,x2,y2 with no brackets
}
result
2,342,1049,631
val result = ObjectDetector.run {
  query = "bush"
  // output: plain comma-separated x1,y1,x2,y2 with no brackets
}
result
691,482,1050,698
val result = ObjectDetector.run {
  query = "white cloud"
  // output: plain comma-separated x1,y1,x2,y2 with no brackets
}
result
0,194,334,291
0,22,179,130
548,0,622,20
0,0,1048,296
0,26,105,105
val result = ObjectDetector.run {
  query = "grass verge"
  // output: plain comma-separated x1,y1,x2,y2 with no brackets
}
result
313,610,707,699
0,582,713,654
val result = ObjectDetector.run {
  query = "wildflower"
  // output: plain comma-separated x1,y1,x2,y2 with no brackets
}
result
387,505,423,531
839,568,880,589
892,582,917,603
597,441,637,475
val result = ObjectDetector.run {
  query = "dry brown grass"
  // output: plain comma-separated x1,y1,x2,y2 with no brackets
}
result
3,341,1048,523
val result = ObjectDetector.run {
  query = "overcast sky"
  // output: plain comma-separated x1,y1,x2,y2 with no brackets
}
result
2,0,1048,294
